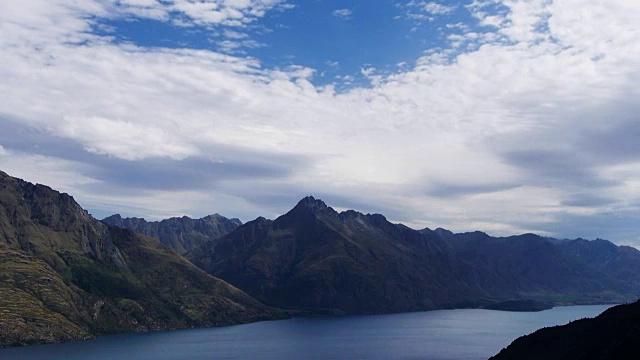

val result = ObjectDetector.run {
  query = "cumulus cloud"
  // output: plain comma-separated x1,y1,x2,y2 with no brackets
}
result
1,0,639,245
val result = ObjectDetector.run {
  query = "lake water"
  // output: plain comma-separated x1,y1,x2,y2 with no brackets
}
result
0,304,613,360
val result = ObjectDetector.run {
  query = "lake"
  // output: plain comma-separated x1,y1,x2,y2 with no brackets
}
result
0,304,613,360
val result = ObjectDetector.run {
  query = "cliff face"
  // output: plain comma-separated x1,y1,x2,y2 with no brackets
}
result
102,213,241,255
0,171,282,347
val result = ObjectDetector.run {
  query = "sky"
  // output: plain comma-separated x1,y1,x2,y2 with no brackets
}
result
0,0,639,246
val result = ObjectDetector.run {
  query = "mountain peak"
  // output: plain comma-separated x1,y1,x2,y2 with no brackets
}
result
294,196,329,211
274,196,334,227
103,214,123,221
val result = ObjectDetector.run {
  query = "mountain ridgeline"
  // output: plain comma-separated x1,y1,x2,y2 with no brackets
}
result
3,170,640,348
188,197,475,313
187,196,640,314
0,171,282,347
102,213,241,255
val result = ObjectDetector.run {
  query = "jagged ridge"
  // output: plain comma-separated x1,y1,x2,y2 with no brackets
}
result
102,213,241,255
187,196,640,314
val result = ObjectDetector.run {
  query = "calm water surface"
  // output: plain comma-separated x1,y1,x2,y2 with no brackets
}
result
0,304,613,360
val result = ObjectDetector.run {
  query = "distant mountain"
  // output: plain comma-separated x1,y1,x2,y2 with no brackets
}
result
555,238,640,292
490,300,640,359
187,196,637,314
0,171,282,347
102,213,241,255
434,231,636,304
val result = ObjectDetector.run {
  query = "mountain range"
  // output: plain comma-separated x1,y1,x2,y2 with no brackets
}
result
0,171,282,347
187,197,475,313
102,213,241,255
185,196,640,314
2,169,640,348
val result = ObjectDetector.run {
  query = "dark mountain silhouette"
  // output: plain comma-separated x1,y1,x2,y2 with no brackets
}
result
102,213,241,255
490,300,640,359
555,238,640,292
187,196,637,314
437,231,635,304
0,171,282,347
188,197,476,313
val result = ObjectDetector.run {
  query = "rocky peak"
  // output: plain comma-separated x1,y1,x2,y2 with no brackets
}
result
434,228,455,240
273,196,337,229
106,213,123,221
0,171,126,267
293,196,329,211
102,214,124,226
202,214,243,226
250,216,272,227
102,211,242,254
419,227,434,235
366,213,388,224
203,213,222,221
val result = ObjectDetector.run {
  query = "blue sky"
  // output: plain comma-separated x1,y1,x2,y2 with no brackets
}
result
96,1,488,88
1,0,639,246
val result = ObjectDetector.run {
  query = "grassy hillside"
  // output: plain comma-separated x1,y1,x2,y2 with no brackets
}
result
0,170,284,347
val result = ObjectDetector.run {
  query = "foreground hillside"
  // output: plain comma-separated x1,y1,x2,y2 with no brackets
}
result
491,300,640,359
187,197,638,314
102,213,241,255
0,171,282,347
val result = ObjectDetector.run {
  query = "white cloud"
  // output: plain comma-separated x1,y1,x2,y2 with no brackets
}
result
326,60,339,68
1,0,639,243
360,67,384,86
223,29,249,39
407,1,456,15
217,38,263,53
332,9,352,19
108,0,291,27
0,153,101,195
404,1,456,23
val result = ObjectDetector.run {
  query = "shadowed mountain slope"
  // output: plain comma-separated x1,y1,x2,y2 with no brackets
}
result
0,171,282,347
188,197,638,314
188,197,476,313
490,300,640,359
102,213,241,255
555,238,640,292
434,231,635,304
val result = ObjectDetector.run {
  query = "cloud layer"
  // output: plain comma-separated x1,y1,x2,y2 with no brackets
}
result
1,0,639,245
